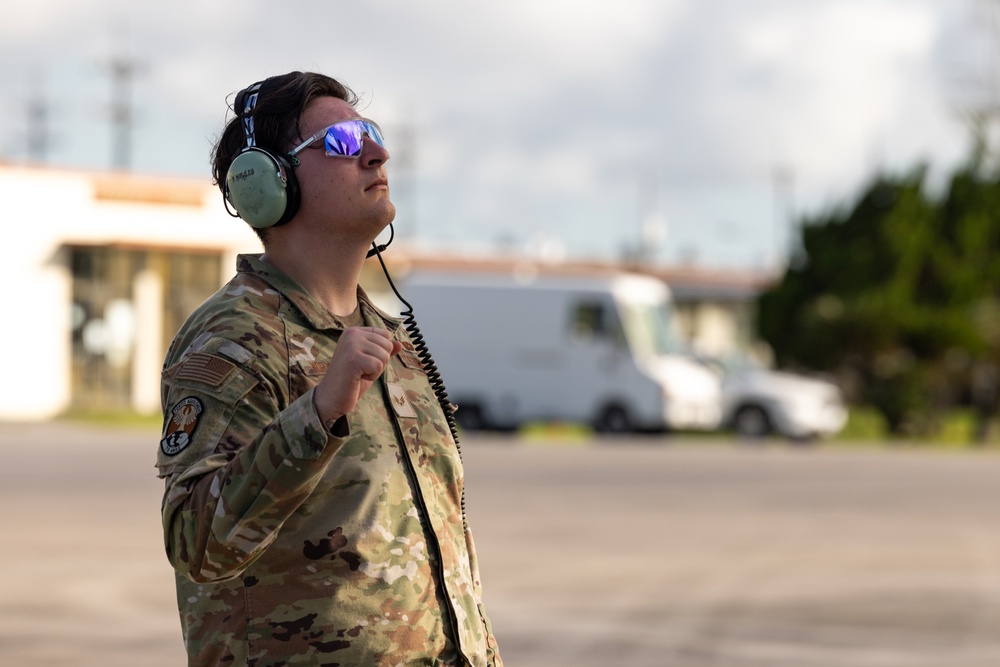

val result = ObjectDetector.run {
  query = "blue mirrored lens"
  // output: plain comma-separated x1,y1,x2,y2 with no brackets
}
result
324,120,385,157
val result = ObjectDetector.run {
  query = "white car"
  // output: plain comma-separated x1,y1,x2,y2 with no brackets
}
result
698,355,847,440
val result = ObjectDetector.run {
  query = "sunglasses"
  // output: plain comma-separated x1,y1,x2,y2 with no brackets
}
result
288,118,386,158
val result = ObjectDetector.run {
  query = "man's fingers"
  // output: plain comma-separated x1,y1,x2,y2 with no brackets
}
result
355,339,395,364
342,327,394,350
315,327,402,421
354,326,392,340
342,327,403,360
354,354,386,380
336,328,400,377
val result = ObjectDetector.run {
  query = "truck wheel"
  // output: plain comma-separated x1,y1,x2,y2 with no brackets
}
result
456,404,488,431
733,405,771,438
595,405,631,434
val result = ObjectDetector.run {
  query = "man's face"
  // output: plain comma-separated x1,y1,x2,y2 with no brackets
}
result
292,96,395,242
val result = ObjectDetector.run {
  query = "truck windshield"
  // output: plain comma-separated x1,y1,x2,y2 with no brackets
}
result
619,301,685,357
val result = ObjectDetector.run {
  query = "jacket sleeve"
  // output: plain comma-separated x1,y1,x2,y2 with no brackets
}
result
157,339,347,584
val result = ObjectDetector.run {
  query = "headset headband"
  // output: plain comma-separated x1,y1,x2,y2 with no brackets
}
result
241,82,263,150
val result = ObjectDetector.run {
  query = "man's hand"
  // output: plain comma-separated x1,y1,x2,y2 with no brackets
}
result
314,327,403,425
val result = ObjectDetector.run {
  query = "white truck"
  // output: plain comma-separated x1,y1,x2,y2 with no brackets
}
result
399,269,722,433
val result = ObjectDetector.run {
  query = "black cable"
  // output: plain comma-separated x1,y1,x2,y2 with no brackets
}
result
371,241,459,443
365,224,395,259
371,241,468,530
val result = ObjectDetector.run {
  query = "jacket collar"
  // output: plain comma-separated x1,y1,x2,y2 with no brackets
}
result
235,253,400,332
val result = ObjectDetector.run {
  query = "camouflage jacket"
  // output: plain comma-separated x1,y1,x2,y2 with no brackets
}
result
157,254,502,667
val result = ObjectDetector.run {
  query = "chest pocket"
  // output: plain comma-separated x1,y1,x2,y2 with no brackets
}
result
296,359,329,376
291,358,329,398
396,345,427,375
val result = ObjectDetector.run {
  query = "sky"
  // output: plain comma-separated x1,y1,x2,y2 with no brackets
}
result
0,0,994,270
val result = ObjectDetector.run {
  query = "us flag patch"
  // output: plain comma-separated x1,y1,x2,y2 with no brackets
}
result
176,352,235,387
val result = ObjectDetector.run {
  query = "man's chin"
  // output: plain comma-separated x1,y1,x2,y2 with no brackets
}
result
365,205,397,245
377,203,397,229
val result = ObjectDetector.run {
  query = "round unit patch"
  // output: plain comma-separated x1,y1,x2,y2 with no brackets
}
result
161,397,204,456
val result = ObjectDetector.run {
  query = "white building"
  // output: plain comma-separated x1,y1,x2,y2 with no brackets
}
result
1,163,261,420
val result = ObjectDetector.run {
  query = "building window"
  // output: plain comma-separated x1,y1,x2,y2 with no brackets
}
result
68,246,222,413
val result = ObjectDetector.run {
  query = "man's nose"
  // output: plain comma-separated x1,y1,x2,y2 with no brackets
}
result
361,137,389,167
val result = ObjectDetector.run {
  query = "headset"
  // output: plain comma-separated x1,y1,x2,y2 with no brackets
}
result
223,81,301,229
222,80,394,259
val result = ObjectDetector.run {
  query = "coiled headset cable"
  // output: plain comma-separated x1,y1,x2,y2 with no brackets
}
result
371,240,468,529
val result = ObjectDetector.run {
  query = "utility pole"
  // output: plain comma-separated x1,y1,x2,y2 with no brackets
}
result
772,163,795,270
961,0,1000,167
391,118,418,237
106,55,139,171
635,167,665,265
25,70,49,163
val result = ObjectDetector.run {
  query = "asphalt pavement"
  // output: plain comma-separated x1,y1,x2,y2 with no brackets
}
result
3,422,1000,666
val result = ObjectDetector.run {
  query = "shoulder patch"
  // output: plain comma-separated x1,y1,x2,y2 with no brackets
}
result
161,397,204,456
397,347,426,373
175,352,236,387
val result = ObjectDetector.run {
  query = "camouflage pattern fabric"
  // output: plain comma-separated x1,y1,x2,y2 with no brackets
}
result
157,254,502,667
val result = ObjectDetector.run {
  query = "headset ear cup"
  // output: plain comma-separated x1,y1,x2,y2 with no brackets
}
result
272,153,300,226
225,148,299,228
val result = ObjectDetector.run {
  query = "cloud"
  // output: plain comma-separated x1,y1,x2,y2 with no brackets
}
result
0,0,981,267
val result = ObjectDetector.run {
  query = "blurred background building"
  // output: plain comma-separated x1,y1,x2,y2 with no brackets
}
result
0,164,258,420
0,163,773,422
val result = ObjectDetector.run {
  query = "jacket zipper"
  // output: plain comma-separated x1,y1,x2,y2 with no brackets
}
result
382,378,470,666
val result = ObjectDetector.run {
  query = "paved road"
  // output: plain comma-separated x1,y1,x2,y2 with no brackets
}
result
3,423,1000,666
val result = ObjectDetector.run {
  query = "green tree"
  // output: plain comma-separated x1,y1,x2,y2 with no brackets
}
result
758,161,1000,437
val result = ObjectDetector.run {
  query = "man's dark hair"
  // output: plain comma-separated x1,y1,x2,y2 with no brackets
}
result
212,71,358,242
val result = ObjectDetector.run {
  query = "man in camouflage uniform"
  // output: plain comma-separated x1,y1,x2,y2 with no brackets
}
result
157,71,502,667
